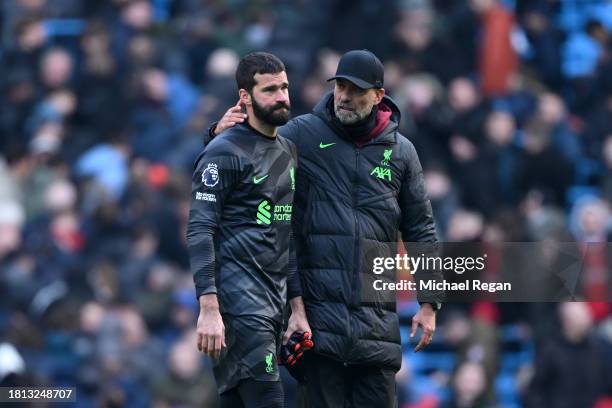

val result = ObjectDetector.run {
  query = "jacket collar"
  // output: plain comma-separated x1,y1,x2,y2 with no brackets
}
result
312,91,401,145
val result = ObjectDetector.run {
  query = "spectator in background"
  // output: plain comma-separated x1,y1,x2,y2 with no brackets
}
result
473,0,518,96
453,108,521,216
526,302,612,408
201,48,240,120
0,71,37,152
111,0,154,67
443,307,500,406
180,10,218,86
75,133,130,201
2,16,48,74
570,196,610,243
391,1,468,83
562,19,606,80
424,166,459,240
152,334,217,407
394,72,453,168
445,361,490,408
519,95,576,207
0,342,27,386
39,47,74,90
582,89,612,161
602,135,612,201
521,3,564,89
447,76,488,151
563,19,611,113
569,196,611,301
534,92,581,163
0,201,25,260
134,262,176,333
130,67,199,162
77,21,126,140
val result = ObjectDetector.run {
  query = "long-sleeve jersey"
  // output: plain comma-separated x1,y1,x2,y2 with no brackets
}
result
187,122,299,322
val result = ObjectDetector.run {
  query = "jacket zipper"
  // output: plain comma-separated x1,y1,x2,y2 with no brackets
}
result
346,147,362,366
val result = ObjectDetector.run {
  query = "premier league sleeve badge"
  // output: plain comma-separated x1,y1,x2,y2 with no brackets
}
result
202,163,219,187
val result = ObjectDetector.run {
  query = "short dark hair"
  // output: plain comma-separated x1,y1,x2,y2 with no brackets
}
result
235,52,285,93
586,19,604,36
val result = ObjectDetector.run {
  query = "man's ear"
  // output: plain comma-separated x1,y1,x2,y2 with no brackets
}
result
239,89,251,106
374,88,386,105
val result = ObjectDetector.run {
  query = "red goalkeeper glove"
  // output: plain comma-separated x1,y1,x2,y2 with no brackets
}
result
280,331,314,366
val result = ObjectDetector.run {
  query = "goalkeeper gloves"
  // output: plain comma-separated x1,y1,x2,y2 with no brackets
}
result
280,331,313,366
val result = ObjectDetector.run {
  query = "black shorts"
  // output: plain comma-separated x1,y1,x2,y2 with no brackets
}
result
214,314,282,394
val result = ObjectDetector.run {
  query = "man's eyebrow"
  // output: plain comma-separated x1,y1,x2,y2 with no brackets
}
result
261,82,289,91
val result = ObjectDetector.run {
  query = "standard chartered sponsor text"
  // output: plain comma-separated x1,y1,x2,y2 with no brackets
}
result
273,204,292,221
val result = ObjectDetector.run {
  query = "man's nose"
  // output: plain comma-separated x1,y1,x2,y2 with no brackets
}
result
340,95,351,104
276,91,288,103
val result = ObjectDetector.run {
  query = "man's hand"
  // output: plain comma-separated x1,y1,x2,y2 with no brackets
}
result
214,100,247,135
283,297,311,344
196,294,226,358
280,297,313,368
410,303,436,352
281,331,313,366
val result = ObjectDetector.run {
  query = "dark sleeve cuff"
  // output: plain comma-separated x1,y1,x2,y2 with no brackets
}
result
204,121,219,146
287,282,302,300
196,284,217,299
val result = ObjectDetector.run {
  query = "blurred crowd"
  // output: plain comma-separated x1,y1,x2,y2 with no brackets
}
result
1,0,612,407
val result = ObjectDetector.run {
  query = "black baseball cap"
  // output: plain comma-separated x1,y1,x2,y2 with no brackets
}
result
327,49,384,89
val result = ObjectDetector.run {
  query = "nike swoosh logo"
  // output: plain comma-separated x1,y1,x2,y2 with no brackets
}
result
253,175,269,184
319,142,336,149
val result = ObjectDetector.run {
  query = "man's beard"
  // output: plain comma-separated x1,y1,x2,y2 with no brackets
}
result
252,96,290,126
334,102,373,125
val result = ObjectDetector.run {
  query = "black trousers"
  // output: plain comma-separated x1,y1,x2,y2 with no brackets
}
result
300,354,397,408
219,379,284,408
